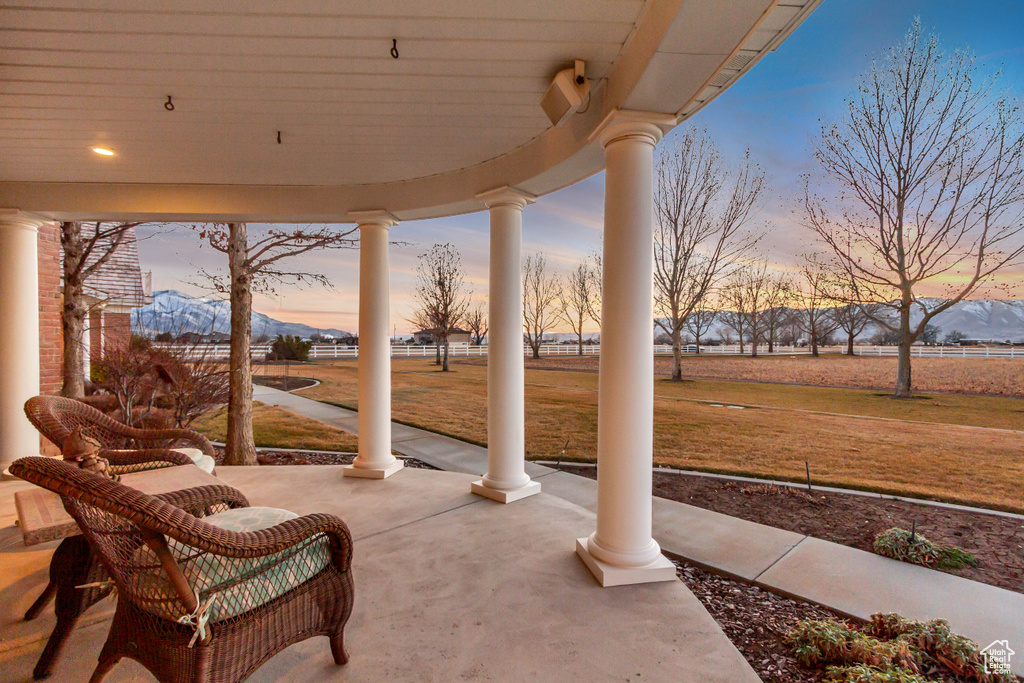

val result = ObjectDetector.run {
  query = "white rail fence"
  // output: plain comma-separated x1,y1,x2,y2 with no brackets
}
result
154,342,1022,361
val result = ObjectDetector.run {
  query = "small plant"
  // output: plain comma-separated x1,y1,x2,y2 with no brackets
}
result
873,527,941,566
873,528,978,569
787,614,1014,683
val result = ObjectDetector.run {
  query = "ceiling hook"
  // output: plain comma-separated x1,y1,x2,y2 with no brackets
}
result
390,39,399,59
164,95,175,111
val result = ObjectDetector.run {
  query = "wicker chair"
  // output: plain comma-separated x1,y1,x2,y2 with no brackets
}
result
10,457,355,683
24,395,215,474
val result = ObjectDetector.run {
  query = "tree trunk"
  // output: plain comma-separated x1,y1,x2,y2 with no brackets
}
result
738,335,745,355
577,331,583,356
751,330,758,358
671,328,683,381
767,333,774,354
60,222,87,398
224,222,257,466
434,336,441,365
894,306,914,398
694,332,701,355
846,332,855,356
532,339,540,359
442,337,450,372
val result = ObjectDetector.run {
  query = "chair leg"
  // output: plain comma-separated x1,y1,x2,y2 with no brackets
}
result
329,631,348,665
24,580,57,621
88,655,120,683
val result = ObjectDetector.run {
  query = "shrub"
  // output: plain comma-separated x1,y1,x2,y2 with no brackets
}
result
873,528,941,566
266,334,312,362
873,528,978,569
787,614,1015,683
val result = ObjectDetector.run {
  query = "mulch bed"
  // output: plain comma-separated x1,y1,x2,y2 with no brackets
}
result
251,375,318,391
213,448,437,469
675,559,842,682
558,465,1024,593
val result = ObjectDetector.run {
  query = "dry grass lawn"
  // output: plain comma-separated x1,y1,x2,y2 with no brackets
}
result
300,358,1024,512
193,402,359,452
513,354,1024,397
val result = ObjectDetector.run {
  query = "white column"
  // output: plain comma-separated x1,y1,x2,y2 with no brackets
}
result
344,212,403,479
0,211,44,475
576,114,676,586
472,187,541,503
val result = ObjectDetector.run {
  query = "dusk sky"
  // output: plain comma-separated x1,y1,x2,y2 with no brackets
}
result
137,0,1024,335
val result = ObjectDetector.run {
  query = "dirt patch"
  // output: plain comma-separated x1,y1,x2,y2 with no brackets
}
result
252,375,318,391
214,448,437,469
559,466,1024,593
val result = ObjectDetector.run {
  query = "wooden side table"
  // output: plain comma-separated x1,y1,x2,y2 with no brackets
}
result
15,464,221,679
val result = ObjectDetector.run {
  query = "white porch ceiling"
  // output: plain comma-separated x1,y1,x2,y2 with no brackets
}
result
0,0,822,222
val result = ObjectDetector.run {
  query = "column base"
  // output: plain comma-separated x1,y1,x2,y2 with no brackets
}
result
471,479,541,503
575,538,677,587
343,460,404,479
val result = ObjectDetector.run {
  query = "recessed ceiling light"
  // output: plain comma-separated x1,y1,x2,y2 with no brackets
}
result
92,147,115,156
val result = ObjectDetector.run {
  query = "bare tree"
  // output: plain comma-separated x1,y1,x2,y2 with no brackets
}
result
522,252,561,359
558,260,599,355
805,21,1024,396
196,223,358,465
761,273,796,353
795,255,840,357
683,307,717,353
465,299,488,346
830,277,881,356
60,221,142,398
719,274,752,355
722,263,775,358
585,250,602,326
653,127,766,380
411,243,470,372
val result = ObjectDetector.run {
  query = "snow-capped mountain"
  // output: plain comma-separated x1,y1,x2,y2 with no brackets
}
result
132,290,350,340
659,299,1024,343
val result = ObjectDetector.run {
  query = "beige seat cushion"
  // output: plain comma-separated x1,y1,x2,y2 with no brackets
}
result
131,507,330,623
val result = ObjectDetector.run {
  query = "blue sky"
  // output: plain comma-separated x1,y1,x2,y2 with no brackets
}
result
138,0,1024,333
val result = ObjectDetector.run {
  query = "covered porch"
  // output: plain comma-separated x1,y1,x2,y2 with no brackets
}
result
0,465,758,681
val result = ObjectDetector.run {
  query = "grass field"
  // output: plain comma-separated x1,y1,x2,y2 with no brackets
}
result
193,402,359,452
514,354,1024,397
295,357,1024,512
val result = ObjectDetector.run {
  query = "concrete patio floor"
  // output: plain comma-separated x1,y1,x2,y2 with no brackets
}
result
0,466,759,682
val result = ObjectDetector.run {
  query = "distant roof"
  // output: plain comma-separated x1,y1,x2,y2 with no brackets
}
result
81,224,146,308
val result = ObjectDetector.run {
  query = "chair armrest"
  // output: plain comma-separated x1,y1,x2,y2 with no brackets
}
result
101,448,195,468
133,428,215,455
162,512,354,571
154,485,250,516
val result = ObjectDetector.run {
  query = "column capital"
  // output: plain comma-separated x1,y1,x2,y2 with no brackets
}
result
476,186,536,210
0,209,49,233
589,109,678,149
349,209,398,229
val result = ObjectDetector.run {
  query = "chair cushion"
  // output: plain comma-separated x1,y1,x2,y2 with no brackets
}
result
172,448,216,474
131,507,330,624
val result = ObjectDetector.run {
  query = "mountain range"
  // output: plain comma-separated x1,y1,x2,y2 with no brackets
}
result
132,290,350,340
682,298,1024,343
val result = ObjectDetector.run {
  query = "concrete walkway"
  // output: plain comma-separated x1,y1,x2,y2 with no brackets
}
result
256,385,1023,676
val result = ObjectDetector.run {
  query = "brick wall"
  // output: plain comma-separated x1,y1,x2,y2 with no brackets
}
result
89,309,103,368
37,223,62,455
103,311,132,353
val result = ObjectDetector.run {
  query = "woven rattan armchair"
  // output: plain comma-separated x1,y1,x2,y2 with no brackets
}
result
25,395,215,474
10,457,355,683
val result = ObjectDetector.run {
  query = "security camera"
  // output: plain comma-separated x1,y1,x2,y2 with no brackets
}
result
541,60,590,127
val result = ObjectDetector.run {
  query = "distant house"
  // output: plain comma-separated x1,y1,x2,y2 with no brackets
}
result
412,328,471,345
80,226,152,376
